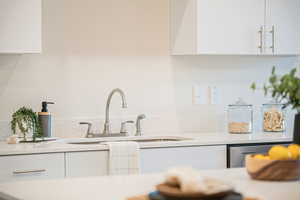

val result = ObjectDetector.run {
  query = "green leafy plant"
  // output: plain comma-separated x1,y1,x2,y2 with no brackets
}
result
251,66,300,113
11,107,42,141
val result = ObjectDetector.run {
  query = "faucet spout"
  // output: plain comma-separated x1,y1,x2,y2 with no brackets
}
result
103,88,127,135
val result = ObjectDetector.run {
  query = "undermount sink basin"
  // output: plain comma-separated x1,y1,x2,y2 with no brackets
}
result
63,136,191,145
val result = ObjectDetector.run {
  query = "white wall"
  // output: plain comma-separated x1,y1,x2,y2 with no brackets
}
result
0,0,299,139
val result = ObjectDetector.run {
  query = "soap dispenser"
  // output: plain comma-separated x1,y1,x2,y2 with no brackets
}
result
38,101,54,138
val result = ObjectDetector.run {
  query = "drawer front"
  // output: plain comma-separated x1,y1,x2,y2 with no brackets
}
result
0,153,65,182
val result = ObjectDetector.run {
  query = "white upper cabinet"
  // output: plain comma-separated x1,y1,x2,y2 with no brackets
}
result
171,0,265,55
266,0,300,55
0,0,41,53
171,0,300,55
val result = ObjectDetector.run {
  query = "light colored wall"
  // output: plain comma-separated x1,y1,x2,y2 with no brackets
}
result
0,0,299,139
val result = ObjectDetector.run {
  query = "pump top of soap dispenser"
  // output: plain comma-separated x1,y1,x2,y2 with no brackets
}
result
41,102,54,112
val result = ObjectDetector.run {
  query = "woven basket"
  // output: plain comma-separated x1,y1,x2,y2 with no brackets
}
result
246,155,300,181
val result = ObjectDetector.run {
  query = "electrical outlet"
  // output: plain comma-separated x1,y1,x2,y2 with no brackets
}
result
210,86,218,105
192,85,209,105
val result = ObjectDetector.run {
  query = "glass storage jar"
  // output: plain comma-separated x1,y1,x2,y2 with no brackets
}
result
228,98,253,134
262,101,285,132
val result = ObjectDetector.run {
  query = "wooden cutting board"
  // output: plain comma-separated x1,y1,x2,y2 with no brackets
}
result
127,195,149,200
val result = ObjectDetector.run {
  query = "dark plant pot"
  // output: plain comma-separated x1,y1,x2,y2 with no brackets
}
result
294,113,300,145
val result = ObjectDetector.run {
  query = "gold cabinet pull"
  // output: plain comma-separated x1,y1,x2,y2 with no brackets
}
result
270,25,275,53
258,26,264,54
13,169,46,175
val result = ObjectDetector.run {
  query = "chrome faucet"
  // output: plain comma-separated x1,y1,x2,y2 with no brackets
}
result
103,88,127,135
135,114,146,136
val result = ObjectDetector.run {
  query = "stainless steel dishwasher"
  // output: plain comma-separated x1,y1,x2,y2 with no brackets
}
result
228,143,290,168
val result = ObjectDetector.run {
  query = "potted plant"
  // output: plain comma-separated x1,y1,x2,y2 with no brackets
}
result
251,67,300,145
11,107,42,142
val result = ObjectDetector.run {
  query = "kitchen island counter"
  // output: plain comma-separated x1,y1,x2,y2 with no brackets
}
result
0,168,299,200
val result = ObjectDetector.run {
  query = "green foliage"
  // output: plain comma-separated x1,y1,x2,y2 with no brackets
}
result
250,83,256,90
251,66,300,113
11,107,42,141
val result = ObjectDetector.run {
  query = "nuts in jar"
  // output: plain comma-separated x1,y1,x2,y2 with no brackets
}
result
263,108,284,132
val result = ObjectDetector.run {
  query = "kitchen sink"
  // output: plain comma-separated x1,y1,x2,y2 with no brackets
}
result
63,136,191,145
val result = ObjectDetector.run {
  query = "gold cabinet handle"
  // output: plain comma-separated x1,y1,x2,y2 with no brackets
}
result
258,26,264,54
13,169,46,175
270,25,275,53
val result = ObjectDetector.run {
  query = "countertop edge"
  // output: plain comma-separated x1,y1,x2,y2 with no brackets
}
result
0,135,293,156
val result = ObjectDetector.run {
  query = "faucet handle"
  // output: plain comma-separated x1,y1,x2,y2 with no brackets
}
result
120,120,134,135
79,122,93,138
135,114,146,136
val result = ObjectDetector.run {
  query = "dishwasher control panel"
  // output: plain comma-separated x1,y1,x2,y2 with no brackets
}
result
228,143,290,168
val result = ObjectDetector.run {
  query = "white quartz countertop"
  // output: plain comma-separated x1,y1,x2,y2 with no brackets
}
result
0,168,299,200
0,132,293,156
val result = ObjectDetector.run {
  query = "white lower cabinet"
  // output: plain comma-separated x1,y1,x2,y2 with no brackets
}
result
64,146,227,177
0,153,64,182
140,145,227,173
65,151,108,177
0,145,227,181
62,145,227,177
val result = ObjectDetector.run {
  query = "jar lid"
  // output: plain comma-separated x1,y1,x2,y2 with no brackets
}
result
229,98,252,107
262,99,285,106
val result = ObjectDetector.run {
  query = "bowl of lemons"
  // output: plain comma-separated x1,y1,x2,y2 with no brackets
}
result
246,144,300,181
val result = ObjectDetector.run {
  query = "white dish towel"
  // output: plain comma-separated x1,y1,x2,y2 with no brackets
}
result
107,141,140,175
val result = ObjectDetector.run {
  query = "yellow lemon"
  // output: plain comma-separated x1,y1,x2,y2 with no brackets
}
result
288,144,300,159
264,156,271,160
268,145,292,160
254,154,270,160
254,154,265,159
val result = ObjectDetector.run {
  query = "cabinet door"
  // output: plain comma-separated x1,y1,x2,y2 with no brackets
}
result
65,151,108,177
196,0,265,55
140,145,226,173
0,153,65,182
266,0,300,55
0,0,41,53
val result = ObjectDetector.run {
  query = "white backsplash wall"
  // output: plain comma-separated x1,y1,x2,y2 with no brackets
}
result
172,56,299,134
0,0,299,139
